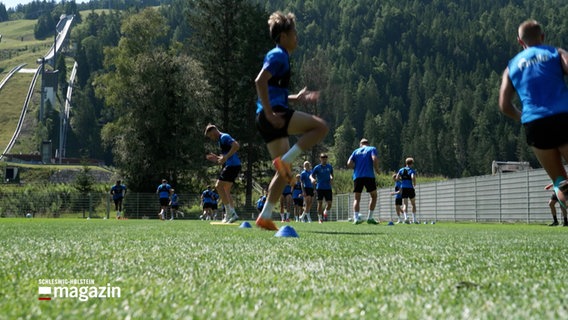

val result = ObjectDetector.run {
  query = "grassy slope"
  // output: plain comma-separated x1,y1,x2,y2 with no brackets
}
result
1,219,567,319
0,18,51,154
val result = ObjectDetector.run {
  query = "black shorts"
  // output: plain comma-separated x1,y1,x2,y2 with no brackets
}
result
401,188,415,199
159,198,170,206
255,106,295,143
293,198,304,206
303,187,314,197
113,198,123,205
316,189,332,201
171,205,179,210
219,165,241,183
395,198,403,206
524,113,568,149
353,177,377,193
551,193,559,201
203,203,214,209
212,204,218,210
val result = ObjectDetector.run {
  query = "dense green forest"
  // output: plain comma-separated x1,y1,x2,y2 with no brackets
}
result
6,0,568,196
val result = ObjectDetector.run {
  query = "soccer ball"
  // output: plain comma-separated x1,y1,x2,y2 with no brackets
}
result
26,213,32,218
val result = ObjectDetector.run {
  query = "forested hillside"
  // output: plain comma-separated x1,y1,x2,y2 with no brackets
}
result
250,0,568,177
18,0,568,192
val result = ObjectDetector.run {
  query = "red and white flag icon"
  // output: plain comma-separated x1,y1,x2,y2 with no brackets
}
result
38,287,52,300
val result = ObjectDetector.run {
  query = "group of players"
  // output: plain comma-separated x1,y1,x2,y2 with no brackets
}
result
255,156,334,224
156,179,184,220
114,15,568,229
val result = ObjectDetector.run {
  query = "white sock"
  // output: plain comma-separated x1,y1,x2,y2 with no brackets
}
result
412,213,416,221
261,202,275,219
403,212,407,220
280,213,285,220
368,210,374,219
281,144,303,164
286,212,290,220
354,212,359,220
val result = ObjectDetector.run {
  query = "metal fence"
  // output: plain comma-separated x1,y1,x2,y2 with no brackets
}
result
331,167,559,224
0,167,561,223
0,192,207,219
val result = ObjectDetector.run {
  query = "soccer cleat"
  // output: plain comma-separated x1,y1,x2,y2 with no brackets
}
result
228,212,238,223
549,221,559,226
273,157,295,184
256,216,279,231
353,219,363,225
366,218,378,225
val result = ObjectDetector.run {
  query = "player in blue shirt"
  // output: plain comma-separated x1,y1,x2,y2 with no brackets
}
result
156,179,172,220
347,139,380,224
280,183,293,222
110,180,126,219
390,173,406,223
499,19,568,207
254,11,329,231
396,158,418,223
205,124,241,223
168,188,183,220
200,186,215,220
292,174,304,222
255,189,267,219
299,161,314,222
311,153,334,223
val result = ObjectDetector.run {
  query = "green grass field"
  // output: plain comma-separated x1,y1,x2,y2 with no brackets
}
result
2,219,568,319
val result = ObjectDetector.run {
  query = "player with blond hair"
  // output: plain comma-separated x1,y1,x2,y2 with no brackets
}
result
254,11,329,230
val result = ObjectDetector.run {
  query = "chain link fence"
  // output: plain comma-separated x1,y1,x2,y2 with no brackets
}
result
1,167,561,223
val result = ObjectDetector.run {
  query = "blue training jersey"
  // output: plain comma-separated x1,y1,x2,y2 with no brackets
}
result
110,184,126,200
508,45,568,123
202,190,215,204
349,146,377,180
394,180,402,199
157,183,171,199
219,133,241,167
300,170,313,189
282,184,292,195
292,181,303,199
397,167,416,189
212,192,219,205
312,164,333,190
171,194,179,206
256,196,266,210
256,45,290,114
